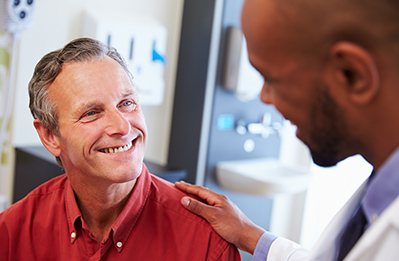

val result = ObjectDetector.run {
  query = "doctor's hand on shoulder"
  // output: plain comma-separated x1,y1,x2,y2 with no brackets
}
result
175,181,265,254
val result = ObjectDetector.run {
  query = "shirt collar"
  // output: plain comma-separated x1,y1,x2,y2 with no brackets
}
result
110,163,151,251
362,146,399,225
65,163,152,250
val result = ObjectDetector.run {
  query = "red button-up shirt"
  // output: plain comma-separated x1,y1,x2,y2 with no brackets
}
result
0,164,241,260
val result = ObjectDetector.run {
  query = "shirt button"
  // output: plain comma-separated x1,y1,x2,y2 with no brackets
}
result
117,241,123,248
372,213,378,222
71,232,76,239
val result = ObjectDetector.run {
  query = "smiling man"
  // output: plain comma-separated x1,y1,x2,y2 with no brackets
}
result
175,0,399,260
0,38,241,261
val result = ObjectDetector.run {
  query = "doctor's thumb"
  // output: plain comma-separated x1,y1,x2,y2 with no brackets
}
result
181,197,209,218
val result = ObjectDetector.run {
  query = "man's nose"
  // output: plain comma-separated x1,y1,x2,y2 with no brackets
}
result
105,109,130,136
260,82,274,104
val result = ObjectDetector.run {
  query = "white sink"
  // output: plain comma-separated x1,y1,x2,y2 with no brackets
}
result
216,158,311,196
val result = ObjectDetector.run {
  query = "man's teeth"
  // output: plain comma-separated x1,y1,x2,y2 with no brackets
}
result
102,141,133,153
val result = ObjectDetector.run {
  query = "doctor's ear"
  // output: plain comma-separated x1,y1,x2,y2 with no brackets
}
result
33,119,61,158
327,41,380,105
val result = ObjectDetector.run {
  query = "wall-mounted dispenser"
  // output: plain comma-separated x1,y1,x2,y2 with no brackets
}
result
222,26,263,102
0,0,36,34
81,9,167,106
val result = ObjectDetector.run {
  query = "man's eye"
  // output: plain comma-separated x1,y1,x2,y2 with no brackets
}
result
85,111,97,117
121,100,137,110
123,100,133,106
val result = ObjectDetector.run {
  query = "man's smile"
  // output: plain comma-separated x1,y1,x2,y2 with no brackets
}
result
99,139,134,153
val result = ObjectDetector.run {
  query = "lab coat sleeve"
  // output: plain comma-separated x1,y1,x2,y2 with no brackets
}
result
267,237,310,261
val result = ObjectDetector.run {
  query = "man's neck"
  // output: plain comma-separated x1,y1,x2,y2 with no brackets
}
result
72,179,136,243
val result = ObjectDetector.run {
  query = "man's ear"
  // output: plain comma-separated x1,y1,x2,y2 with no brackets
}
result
327,41,380,104
33,119,61,158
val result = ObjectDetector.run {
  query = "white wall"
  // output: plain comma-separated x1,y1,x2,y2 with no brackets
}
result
5,0,184,202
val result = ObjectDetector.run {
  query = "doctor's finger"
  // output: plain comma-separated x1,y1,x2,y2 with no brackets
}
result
175,181,224,206
180,196,219,219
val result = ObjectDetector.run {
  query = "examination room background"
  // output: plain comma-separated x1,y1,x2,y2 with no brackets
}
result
0,1,372,260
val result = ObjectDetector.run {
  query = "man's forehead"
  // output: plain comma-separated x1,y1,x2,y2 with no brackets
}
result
48,58,136,106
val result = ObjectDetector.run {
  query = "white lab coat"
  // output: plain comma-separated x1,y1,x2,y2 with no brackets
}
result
267,181,399,261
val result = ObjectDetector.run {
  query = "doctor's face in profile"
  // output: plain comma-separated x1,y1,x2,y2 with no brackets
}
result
241,0,358,167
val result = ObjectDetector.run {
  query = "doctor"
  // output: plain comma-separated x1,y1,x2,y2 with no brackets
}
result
175,0,399,260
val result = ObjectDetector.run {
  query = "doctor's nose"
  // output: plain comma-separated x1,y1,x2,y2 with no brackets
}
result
260,82,274,105
105,110,130,136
